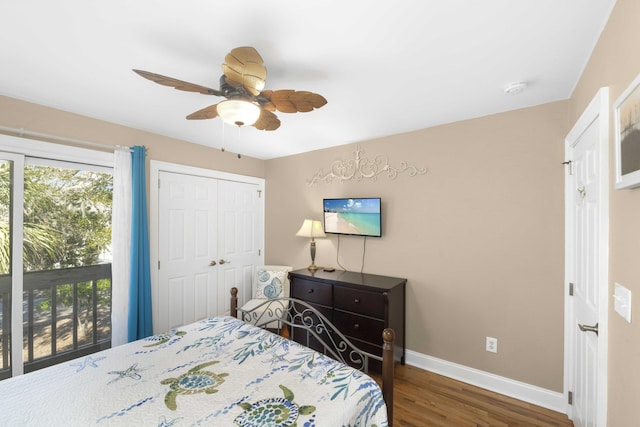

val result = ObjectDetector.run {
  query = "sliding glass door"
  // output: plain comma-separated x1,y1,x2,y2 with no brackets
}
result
0,150,113,380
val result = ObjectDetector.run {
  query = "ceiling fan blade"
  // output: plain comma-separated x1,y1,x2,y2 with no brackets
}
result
133,69,223,96
222,47,267,97
260,101,276,112
186,104,219,120
253,109,280,131
261,90,327,113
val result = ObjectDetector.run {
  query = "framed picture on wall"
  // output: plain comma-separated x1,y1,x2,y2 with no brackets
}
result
614,73,640,189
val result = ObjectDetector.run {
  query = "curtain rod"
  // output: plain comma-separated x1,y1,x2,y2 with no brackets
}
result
0,125,132,152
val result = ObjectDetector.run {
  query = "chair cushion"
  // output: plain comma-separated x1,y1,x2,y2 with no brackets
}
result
255,268,287,299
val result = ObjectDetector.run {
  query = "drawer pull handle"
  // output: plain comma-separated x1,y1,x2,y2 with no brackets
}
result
353,323,360,329
308,289,314,294
353,298,360,303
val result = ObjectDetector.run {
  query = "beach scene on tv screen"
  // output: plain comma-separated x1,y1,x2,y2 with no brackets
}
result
324,198,381,236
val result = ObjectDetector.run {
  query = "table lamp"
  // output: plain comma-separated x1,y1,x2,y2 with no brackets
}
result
296,219,326,271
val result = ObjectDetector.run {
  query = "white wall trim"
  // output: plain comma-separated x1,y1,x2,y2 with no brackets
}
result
150,160,265,185
405,349,566,414
0,133,113,167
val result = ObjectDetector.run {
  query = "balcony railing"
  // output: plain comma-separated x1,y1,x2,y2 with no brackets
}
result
0,263,112,380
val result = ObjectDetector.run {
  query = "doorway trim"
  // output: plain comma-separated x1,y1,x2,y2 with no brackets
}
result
149,160,265,328
563,87,609,424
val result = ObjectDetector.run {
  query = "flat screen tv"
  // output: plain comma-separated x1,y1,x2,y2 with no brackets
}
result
323,197,382,237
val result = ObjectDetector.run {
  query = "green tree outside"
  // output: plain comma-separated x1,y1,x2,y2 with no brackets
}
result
1,162,112,272
0,161,113,342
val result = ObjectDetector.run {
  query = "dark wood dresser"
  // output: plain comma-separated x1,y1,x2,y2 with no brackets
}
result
288,269,406,370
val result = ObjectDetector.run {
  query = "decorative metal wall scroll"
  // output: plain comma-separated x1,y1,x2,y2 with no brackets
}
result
306,145,427,185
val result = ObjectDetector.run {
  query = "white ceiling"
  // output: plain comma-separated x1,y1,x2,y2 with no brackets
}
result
1,1,617,160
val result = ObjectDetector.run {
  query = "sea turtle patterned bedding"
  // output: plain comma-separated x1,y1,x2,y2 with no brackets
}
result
0,316,388,426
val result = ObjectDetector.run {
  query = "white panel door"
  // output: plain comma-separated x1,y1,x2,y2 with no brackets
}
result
572,122,599,426
216,180,261,315
158,171,218,331
156,171,262,330
565,88,608,427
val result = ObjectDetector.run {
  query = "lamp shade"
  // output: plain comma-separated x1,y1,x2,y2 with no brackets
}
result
295,219,326,238
216,99,261,127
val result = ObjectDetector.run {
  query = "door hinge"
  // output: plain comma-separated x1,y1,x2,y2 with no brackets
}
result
258,249,261,256
569,282,574,296
257,189,262,198
562,160,573,175
568,390,573,405
158,178,161,188
158,260,160,269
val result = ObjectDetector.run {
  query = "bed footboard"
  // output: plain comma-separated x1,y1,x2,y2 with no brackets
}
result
230,287,394,425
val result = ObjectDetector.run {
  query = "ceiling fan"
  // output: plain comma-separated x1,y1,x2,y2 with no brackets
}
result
133,46,327,131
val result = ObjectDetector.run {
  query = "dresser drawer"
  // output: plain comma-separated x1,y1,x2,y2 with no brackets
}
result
291,278,332,306
333,310,384,344
334,286,386,318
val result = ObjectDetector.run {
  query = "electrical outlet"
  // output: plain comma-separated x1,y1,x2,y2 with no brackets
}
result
486,336,498,353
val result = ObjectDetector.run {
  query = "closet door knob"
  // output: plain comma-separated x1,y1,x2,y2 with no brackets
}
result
209,260,217,266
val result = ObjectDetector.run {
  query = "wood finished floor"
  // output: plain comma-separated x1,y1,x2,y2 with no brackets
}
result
374,364,574,427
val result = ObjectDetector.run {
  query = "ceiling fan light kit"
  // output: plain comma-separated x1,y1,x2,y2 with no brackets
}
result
216,99,261,127
133,46,327,132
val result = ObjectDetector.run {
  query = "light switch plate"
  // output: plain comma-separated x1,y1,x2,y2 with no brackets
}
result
614,282,632,323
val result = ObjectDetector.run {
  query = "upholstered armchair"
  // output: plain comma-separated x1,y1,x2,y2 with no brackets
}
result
236,265,293,330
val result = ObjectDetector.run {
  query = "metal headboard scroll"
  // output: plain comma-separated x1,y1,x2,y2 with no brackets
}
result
306,144,427,185
237,297,380,371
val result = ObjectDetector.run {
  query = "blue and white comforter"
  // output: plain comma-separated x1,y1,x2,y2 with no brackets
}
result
0,316,388,426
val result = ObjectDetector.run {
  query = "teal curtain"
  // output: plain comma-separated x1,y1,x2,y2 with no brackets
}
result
128,146,153,341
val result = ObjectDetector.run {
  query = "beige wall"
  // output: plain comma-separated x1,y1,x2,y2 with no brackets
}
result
570,0,640,424
265,101,568,391
0,95,265,178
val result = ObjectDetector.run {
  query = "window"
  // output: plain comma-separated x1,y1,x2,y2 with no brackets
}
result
0,135,114,379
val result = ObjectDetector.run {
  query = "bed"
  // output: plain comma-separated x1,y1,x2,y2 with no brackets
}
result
0,290,394,426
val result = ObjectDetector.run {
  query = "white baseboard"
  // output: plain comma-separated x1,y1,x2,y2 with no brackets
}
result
405,349,567,414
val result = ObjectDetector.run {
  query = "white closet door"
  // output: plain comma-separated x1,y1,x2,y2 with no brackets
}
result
158,171,218,331
216,179,261,315
156,171,261,331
